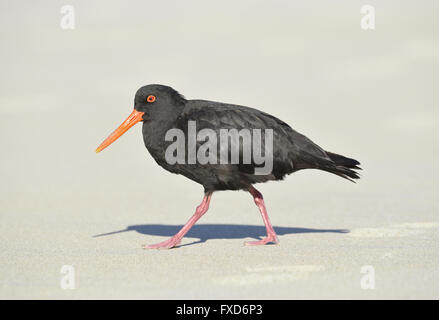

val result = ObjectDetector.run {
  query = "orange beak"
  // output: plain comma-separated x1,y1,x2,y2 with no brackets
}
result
96,109,145,153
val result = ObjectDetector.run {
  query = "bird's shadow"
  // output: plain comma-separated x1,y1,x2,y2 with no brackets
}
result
94,224,349,247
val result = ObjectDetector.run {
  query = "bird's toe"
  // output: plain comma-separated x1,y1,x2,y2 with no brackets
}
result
244,235,279,246
142,238,181,250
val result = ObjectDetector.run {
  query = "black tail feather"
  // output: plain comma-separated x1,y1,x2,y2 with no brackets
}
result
325,151,361,169
323,151,361,182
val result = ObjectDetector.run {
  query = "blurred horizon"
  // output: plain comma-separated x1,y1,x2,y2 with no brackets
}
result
0,0,438,202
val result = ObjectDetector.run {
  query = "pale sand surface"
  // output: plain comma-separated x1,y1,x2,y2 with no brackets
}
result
1,1,438,299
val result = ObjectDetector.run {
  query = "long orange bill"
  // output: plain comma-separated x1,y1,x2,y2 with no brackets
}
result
96,109,145,153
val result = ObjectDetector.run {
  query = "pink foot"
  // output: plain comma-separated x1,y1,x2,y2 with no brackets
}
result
142,237,181,250
244,234,279,246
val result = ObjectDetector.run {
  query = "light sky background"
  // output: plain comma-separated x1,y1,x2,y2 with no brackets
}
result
1,0,439,299
0,0,438,213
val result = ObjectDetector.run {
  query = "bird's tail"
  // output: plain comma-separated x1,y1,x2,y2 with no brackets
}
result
322,151,361,182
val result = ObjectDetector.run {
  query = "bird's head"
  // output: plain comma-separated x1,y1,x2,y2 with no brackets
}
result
96,84,186,153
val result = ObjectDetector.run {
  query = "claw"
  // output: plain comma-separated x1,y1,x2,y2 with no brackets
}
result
142,238,181,250
244,234,279,246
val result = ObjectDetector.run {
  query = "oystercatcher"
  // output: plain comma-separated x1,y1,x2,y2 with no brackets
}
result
96,84,360,249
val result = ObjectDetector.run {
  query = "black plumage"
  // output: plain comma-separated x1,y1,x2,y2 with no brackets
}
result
96,84,361,249
137,84,360,192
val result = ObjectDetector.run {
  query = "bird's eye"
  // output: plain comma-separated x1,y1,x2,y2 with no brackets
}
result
147,95,156,103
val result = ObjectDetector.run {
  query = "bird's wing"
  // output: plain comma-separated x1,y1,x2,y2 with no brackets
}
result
176,100,334,177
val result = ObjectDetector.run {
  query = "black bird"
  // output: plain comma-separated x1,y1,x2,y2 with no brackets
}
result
96,84,360,249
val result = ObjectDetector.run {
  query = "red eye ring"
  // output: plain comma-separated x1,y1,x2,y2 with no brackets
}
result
147,95,156,103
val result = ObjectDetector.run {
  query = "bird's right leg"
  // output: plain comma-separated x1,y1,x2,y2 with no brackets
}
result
245,186,279,246
143,192,213,249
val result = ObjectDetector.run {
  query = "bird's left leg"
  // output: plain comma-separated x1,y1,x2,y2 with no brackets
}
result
245,186,279,246
143,192,213,249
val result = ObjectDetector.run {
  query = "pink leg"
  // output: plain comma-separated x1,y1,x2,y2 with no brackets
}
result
143,192,213,249
245,186,279,246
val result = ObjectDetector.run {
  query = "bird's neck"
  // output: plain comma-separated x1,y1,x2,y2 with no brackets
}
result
141,109,183,154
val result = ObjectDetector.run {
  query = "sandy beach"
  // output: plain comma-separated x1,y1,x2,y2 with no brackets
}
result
1,1,438,299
